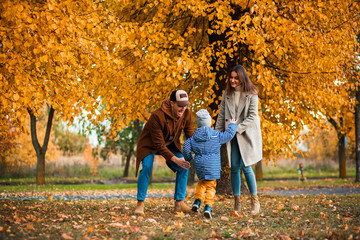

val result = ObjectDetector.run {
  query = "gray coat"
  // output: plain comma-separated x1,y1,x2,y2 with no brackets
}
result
215,91,263,167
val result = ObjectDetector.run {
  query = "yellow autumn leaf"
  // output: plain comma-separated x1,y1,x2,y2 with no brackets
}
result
164,226,172,233
175,211,185,218
174,220,183,229
292,205,299,211
277,204,284,210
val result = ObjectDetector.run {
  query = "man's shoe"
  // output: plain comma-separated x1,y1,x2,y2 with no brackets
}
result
175,200,192,213
204,204,212,219
192,199,201,212
134,201,145,215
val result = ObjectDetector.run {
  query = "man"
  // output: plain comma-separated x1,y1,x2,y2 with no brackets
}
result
134,90,194,215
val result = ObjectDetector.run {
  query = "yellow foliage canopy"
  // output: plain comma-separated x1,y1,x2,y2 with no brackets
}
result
1,0,359,162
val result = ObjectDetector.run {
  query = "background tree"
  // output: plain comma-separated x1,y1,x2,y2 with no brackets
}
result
53,121,87,156
0,113,19,176
0,0,120,184
95,0,359,159
2,0,359,186
93,120,143,178
350,33,360,182
328,112,354,178
0,111,59,177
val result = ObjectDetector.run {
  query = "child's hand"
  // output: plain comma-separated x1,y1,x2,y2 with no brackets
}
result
229,119,237,124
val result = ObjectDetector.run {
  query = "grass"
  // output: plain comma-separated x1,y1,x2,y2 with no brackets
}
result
0,193,359,239
0,164,174,183
1,176,359,194
0,183,174,193
261,164,356,179
0,162,359,239
257,177,359,190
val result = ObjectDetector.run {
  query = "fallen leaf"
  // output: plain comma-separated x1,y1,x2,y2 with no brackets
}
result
343,211,353,217
221,216,229,221
0,226,3,232
57,214,68,219
147,218,158,225
231,210,243,219
211,229,222,239
108,223,124,228
174,220,183,229
175,211,185,218
72,224,82,229
25,224,35,231
61,233,74,240
320,212,329,218
277,204,284,210
292,205,299,211
86,226,93,233
129,226,140,233
164,226,172,233
342,217,353,223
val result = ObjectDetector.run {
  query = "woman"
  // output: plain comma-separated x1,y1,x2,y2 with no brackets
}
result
215,65,262,215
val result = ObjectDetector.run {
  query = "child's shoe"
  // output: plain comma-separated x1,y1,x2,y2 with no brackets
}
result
192,199,201,212
204,204,212,219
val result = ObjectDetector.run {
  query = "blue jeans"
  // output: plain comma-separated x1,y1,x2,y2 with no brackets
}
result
137,144,188,201
230,137,257,195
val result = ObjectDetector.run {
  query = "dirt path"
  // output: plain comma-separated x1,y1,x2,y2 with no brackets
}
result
1,186,359,201
259,186,360,196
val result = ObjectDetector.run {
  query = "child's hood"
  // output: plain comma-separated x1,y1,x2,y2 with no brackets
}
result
193,127,213,142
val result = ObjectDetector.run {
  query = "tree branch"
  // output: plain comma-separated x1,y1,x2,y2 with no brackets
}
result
42,106,55,153
27,108,41,154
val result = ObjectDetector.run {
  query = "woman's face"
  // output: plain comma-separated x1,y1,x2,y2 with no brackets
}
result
229,71,241,88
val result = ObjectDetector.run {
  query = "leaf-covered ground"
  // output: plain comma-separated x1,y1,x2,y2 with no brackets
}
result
0,188,359,240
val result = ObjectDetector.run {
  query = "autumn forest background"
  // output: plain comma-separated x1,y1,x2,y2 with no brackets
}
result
1,1,360,239
1,0,360,184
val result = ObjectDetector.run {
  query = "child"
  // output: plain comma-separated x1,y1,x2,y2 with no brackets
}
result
298,163,306,182
182,109,237,219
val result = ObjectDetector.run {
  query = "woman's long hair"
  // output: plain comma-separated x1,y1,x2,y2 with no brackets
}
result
225,65,259,95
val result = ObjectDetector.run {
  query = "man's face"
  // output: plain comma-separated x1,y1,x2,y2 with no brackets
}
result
171,102,187,118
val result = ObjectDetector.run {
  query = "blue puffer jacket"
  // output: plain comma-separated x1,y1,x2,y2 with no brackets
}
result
182,123,237,180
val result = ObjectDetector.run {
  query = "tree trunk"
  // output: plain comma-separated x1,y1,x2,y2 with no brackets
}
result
208,7,250,194
123,148,132,177
255,161,263,181
339,134,346,178
28,106,55,185
328,117,347,179
36,152,46,184
187,159,196,186
216,145,232,195
355,90,360,182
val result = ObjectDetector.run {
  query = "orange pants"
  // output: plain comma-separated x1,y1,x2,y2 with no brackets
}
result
194,180,217,206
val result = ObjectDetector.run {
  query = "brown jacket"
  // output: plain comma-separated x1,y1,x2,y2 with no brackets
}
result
135,99,194,176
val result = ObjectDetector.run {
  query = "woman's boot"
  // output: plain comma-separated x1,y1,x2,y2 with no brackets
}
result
234,195,241,212
250,194,260,215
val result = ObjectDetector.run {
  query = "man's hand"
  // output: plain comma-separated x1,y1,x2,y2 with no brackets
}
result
170,156,190,170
